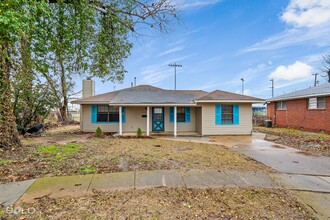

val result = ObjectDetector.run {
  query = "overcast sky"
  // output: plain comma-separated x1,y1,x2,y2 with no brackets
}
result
78,0,330,99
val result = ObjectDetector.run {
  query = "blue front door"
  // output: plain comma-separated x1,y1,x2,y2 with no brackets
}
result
152,107,164,132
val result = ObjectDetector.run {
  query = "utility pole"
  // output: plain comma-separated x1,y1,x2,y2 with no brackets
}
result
240,78,244,94
134,77,136,87
312,73,318,87
270,79,274,98
169,63,182,90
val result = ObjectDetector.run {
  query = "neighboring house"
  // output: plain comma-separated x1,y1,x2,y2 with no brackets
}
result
267,83,330,134
72,79,264,136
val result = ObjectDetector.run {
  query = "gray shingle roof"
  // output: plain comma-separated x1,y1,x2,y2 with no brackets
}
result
196,90,264,101
72,85,264,105
268,83,330,101
73,85,207,104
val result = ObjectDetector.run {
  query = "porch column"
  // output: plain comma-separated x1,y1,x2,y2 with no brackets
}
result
119,106,123,135
146,106,150,136
174,106,177,137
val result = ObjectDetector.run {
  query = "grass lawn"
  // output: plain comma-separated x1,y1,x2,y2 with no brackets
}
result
1,188,312,219
0,126,273,183
254,126,330,157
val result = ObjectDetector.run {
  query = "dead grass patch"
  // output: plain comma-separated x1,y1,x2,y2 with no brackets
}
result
255,127,330,157
0,126,273,183
2,188,313,219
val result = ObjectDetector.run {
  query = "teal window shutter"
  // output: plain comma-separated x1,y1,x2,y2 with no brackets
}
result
233,105,240,124
122,107,126,123
215,104,222,125
185,107,190,123
170,107,174,122
91,105,97,123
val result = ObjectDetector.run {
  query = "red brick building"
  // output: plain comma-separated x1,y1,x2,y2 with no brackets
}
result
267,83,330,134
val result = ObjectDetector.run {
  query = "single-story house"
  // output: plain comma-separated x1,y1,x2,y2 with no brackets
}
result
267,83,330,134
72,79,264,136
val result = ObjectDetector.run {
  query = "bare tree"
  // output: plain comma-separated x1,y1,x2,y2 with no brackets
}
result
322,53,330,83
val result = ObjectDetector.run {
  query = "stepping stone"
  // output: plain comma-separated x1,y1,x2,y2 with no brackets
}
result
135,170,184,188
0,179,36,206
225,171,281,188
87,172,134,193
182,169,235,188
271,174,330,192
18,175,93,204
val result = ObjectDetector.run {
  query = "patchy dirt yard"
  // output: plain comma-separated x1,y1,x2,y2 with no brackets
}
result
0,126,273,183
254,127,330,157
1,187,312,219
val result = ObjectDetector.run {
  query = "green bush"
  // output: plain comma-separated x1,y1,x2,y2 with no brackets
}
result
95,127,103,137
137,127,142,137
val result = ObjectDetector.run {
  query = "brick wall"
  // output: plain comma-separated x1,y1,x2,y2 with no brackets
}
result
267,96,330,134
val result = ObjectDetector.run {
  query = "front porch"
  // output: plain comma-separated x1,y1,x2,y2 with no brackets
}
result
82,105,202,136
118,106,202,137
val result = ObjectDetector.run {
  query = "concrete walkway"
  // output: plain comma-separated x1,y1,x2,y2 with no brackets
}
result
0,169,280,205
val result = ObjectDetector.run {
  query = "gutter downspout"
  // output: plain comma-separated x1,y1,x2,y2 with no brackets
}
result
273,102,276,127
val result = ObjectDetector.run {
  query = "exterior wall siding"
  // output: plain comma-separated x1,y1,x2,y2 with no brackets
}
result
81,105,119,132
164,107,196,132
199,103,253,135
267,96,330,134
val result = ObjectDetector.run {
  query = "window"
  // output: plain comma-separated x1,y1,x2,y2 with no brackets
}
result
177,107,186,122
308,97,326,109
276,101,287,110
215,104,239,125
170,107,190,123
153,108,163,121
97,105,119,122
221,105,233,124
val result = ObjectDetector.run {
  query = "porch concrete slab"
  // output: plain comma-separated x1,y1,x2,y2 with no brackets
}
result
225,171,281,188
0,179,36,206
295,191,330,220
182,170,235,188
135,170,184,188
271,174,330,192
18,175,94,203
87,172,134,193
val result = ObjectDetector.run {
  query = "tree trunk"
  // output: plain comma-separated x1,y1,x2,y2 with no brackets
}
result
59,56,68,122
0,43,21,149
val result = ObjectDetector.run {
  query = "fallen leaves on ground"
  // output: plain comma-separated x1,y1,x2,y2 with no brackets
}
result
2,188,312,219
0,126,273,183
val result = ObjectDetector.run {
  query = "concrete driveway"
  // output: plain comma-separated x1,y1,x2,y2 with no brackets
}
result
211,132,330,176
211,132,330,219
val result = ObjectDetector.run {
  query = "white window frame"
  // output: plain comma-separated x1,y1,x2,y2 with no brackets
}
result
276,101,287,110
308,97,326,109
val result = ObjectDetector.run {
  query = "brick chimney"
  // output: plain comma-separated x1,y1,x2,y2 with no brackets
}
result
82,78,95,98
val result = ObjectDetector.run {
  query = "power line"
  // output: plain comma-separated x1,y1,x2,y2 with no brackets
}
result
169,63,182,90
